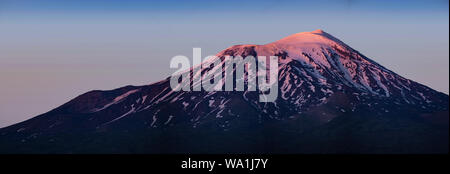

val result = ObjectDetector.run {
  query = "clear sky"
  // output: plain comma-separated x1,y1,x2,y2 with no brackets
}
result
0,0,448,128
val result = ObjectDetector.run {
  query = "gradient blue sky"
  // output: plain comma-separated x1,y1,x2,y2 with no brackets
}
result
0,0,448,127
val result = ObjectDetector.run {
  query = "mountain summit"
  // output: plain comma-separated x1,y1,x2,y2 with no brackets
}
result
0,30,448,153
273,29,340,45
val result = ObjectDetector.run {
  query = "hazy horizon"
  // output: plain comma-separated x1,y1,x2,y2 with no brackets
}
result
0,0,448,128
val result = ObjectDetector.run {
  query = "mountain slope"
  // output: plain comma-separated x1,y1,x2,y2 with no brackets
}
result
0,30,448,153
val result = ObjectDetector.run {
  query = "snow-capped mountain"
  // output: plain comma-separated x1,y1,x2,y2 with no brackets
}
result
0,30,448,153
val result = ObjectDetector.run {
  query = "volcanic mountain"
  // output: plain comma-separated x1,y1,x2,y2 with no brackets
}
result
0,30,448,153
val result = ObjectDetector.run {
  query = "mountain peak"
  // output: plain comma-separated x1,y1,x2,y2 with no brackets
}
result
0,29,448,154
270,29,341,48
311,29,325,33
